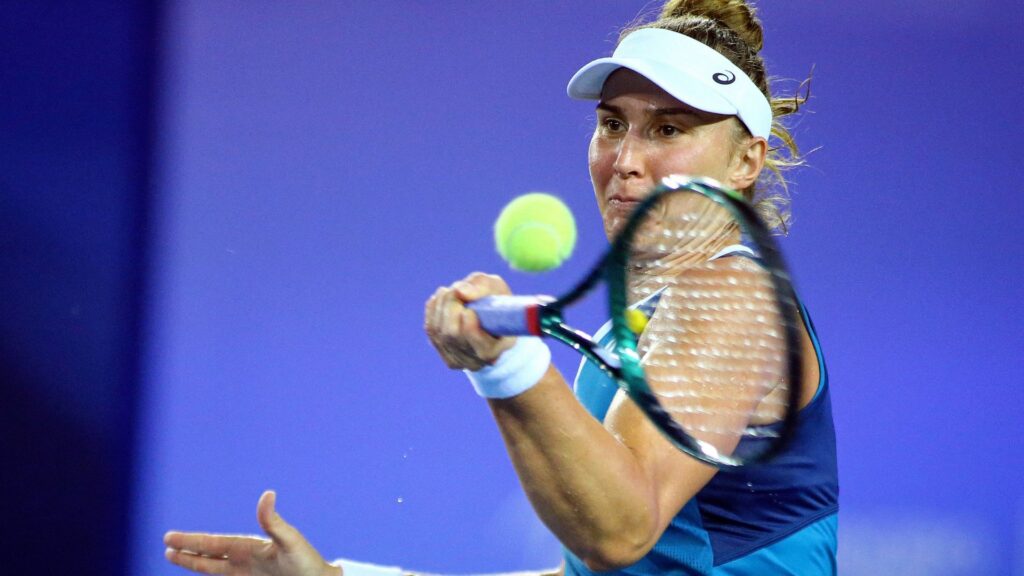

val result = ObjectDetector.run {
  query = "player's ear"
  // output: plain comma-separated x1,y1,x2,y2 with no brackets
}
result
728,133,767,191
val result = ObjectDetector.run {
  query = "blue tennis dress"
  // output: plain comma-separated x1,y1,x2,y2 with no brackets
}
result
562,252,839,575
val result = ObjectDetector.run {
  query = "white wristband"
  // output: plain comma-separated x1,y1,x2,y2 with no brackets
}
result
333,558,403,576
464,336,551,399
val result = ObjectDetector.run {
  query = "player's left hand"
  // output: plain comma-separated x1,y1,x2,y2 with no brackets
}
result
164,491,340,576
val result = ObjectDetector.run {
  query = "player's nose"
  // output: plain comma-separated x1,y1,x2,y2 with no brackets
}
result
613,134,645,179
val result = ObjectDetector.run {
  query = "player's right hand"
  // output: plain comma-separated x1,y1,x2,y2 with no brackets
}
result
425,272,516,371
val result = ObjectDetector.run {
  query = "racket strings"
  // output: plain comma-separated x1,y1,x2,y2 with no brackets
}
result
641,281,789,437
625,191,793,453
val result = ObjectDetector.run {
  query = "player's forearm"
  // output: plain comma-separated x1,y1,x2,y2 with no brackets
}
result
486,365,661,570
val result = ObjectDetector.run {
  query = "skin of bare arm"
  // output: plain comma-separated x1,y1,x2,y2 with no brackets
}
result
483,265,783,570
486,363,720,571
441,269,785,570
427,272,727,570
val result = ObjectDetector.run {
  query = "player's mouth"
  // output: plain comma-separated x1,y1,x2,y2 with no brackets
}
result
607,194,643,214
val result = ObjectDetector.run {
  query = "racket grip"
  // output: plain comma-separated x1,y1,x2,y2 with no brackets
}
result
468,295,550,337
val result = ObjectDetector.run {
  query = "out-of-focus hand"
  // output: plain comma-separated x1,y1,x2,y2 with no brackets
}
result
425,272,515,371
164,491,341,576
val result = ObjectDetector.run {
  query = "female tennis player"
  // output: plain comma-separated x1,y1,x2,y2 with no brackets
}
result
164,1,838,575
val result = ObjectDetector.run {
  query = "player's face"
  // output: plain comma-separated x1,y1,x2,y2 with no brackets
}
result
589,69,742,240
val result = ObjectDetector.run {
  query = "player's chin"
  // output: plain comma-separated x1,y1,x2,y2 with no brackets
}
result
602,213,628,240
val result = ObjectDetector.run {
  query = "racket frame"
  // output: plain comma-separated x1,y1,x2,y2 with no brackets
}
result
602,175,804,466
479,175,803,467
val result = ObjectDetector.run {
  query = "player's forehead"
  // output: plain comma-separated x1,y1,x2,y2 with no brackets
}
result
598,69,703,115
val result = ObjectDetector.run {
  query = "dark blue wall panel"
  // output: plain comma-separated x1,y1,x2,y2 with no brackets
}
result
0,2,158,574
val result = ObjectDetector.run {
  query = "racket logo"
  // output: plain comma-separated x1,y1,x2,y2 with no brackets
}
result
713,71,736,85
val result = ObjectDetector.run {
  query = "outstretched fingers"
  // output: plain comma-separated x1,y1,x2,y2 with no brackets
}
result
164,547,231,574
165,531,247,557
164,531,267,570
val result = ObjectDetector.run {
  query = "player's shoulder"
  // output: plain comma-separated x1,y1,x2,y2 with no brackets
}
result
651,248,767,323
703,243,763,276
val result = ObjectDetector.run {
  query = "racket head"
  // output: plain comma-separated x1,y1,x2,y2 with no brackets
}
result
605,175,803,467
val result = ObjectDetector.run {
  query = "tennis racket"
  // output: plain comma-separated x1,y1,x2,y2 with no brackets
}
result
468,175,803,467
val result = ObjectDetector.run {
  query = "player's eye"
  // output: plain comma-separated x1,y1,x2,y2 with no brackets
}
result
600,118,626,133
657,124,681,137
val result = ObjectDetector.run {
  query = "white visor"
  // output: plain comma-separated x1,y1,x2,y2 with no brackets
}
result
567,28,772,140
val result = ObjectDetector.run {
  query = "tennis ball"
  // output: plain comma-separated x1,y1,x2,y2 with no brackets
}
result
494,193,576,272
625,308,649,335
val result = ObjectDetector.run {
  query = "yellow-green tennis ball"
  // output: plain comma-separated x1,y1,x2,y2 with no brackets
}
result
625,308,650,335
495,193,576,272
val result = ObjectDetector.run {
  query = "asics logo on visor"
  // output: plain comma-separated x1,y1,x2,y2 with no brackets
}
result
713,71,736,85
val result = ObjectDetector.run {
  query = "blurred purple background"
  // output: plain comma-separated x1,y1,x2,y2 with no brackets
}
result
3,1,1022,575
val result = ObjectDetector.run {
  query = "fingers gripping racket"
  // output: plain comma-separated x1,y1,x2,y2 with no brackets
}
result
468,175,803,467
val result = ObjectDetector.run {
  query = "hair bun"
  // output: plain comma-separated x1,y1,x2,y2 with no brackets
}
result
660,0,764,51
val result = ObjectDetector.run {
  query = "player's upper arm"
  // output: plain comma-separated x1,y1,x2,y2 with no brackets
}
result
603,388,718,544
